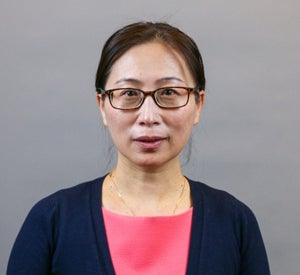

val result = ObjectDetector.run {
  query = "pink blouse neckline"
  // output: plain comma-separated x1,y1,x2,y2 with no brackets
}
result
102,206,193,219
102,207,193,275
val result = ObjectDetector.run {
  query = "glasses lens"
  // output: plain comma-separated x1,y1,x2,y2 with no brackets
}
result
155,87,189,108
111,89,143,109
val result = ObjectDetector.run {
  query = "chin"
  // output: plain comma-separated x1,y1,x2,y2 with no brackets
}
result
130,154,178,170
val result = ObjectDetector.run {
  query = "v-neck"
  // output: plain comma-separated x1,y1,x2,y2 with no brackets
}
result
89,176,204,275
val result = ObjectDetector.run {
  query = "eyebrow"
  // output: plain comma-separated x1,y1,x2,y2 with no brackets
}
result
156,77,185,84
114,77,185,86
115,78,142,85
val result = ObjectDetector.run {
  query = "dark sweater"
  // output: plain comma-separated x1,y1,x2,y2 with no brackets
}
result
7,177,270,274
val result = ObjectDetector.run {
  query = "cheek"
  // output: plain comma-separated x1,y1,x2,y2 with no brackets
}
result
168,113,195,141
102,103,123,128
104,112,133,144
106,115,125,132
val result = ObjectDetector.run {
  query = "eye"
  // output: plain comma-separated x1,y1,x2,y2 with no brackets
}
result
120,89,140,97
160,88,177,96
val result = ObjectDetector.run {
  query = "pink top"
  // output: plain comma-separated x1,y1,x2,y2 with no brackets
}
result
102,207,193,275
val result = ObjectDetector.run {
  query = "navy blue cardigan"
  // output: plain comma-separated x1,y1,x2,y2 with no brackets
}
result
7,177,270,274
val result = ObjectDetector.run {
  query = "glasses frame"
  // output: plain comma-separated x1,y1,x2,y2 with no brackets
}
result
96,86,200,110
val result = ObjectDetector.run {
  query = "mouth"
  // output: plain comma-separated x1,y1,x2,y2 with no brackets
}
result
133,136,167,149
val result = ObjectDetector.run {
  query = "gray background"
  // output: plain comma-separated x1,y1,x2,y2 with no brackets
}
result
1,0,299,274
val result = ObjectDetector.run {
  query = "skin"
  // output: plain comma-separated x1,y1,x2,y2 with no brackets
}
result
97,41,205,215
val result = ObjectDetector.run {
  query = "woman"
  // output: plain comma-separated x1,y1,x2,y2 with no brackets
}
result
7,22,270,274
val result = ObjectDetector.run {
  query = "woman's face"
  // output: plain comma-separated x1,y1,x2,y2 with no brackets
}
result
98,41,205,169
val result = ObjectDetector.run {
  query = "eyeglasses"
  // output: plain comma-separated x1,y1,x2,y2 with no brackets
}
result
96,86,200,110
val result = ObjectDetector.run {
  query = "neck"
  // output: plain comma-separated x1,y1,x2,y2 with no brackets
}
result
102,157,191,216
113,157,184,197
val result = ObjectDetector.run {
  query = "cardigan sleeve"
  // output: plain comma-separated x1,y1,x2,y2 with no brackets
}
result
237,202,270,275
190,181,271,275
7,196,57,275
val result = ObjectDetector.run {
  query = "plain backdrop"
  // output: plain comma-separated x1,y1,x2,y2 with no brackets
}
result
1,0,299,274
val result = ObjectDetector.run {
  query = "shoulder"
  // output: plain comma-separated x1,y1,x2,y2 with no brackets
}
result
188,179,267,252
189,179,247,207
187,180,270,273
188,179,257,225
7,177,105,274
15,177,105,244
28,177,104,221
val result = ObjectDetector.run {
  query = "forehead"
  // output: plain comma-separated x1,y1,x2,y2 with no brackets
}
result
105,41,195,88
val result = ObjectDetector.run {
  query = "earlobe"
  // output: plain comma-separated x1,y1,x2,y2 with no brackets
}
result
96,94,108,126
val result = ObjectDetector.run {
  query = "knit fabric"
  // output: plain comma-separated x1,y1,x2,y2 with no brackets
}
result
7,177,270,274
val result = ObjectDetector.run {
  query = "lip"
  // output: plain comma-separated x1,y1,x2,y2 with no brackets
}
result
133,136,167,149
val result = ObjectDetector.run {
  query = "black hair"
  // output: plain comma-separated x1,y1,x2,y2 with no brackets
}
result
95,22,205,92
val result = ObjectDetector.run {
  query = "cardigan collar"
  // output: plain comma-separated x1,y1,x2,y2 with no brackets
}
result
89,176,204,275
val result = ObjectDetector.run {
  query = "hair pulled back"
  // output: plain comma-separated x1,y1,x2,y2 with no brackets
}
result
95,22,205,91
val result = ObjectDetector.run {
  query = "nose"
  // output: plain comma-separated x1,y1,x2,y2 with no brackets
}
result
137,95,161,126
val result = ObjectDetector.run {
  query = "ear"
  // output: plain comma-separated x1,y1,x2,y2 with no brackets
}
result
96,94,108,126
193,90,205,125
